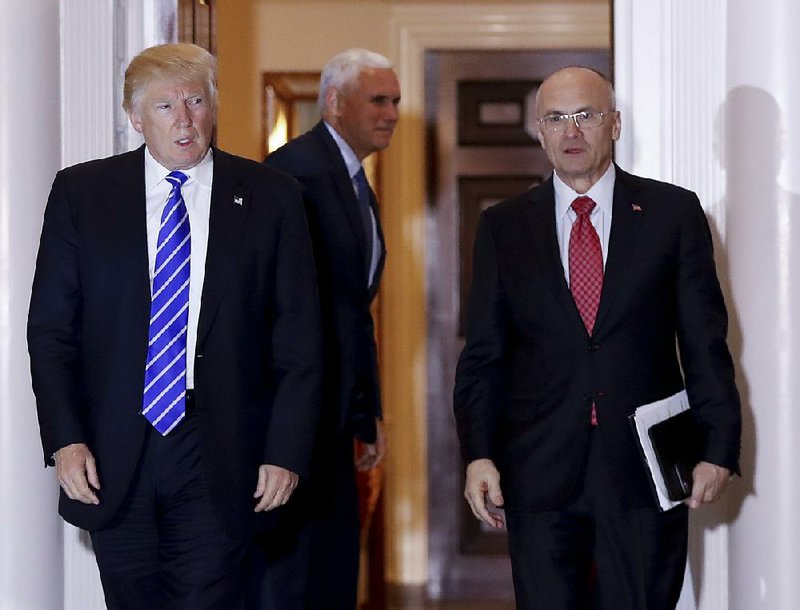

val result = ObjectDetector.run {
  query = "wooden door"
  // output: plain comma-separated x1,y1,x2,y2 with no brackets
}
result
178,0,215,53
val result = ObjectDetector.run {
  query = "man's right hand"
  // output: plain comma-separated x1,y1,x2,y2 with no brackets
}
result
464,458,505,529
54,443,101,505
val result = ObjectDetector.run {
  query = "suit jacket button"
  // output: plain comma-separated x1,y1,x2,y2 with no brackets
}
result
587,342,599,351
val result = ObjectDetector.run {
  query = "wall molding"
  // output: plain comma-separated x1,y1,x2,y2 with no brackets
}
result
58,1,176,606
615,2,730,609
615,0,727,233
60,1,117,602
60,0,116,167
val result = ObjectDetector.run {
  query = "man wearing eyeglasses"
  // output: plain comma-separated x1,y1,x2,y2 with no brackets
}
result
454,66,741,609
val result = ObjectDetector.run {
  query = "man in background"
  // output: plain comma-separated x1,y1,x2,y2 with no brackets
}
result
28,43,321,609
255,48,401,609
454,66,741,609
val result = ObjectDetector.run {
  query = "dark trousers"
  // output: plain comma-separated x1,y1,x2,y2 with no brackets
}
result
247,432,360,610
505,433,688,610
90,411,249,610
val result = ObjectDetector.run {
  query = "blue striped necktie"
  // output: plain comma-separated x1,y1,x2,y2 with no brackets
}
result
142,170,191,435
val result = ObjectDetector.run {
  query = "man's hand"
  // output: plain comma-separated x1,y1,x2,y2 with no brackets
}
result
464,458,505,529
253,464,299,512
686,461,731,509
356,418,387,472
54,443,101,505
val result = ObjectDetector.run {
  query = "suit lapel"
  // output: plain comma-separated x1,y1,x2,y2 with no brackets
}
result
109,147,150,309
593,168,646,333
197,149,251,345
332,168,370,262
313,123,373,282
525,180,588,336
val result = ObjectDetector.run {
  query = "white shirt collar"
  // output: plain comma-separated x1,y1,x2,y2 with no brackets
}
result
144,146,214,192
323,121,362,178
553,163,616,220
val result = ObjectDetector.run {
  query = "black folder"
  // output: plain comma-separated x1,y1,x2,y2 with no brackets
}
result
647,409,703,501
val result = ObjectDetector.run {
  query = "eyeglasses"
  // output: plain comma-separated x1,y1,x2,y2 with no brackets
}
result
537,110,616,133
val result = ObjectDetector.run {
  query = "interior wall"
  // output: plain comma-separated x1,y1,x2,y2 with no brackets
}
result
617,1,800,608
217,0,395,160
725,1,800,607
0,1,63,608
216,0,263,159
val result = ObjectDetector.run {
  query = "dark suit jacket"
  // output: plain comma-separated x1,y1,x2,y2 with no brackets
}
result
454,167,741,511
265,121,385,443
28,145,322,534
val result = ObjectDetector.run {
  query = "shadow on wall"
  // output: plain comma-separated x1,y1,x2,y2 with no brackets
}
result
688,85,798,605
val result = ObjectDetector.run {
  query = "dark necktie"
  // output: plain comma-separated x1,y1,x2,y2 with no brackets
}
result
142,171,191,435
569,195,603,426
354,167,374,277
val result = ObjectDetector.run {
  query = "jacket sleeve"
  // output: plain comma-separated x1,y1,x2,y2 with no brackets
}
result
453,212,508,465
261,180,323,477
674,195,741,472
27,171,87,465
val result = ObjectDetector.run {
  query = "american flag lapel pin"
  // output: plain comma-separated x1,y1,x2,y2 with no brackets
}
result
631,203,642,212
234,195,243,206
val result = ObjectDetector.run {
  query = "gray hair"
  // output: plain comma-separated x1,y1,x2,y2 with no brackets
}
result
317,48,394,112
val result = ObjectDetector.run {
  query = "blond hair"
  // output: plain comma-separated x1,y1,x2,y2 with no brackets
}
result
123,43,217,113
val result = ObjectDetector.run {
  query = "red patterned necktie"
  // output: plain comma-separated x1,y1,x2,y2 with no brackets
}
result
569,195,603,425
569,196,603,334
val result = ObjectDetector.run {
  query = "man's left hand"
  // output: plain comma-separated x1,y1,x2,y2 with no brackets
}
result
356,418,386,472
253,464,299,512
686,461,731,509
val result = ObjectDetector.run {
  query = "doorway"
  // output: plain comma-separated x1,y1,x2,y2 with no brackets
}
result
424,49,611,602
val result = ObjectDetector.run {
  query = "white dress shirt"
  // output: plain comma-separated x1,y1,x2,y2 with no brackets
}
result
144,147,213,389
553,163,616,284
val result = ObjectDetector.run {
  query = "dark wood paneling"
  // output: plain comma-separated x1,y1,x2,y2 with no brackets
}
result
178,0,215,54
457,80,541,146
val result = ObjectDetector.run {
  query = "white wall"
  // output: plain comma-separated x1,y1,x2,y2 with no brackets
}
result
0,0,64,608
617,1,800,609
725,2,800,608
